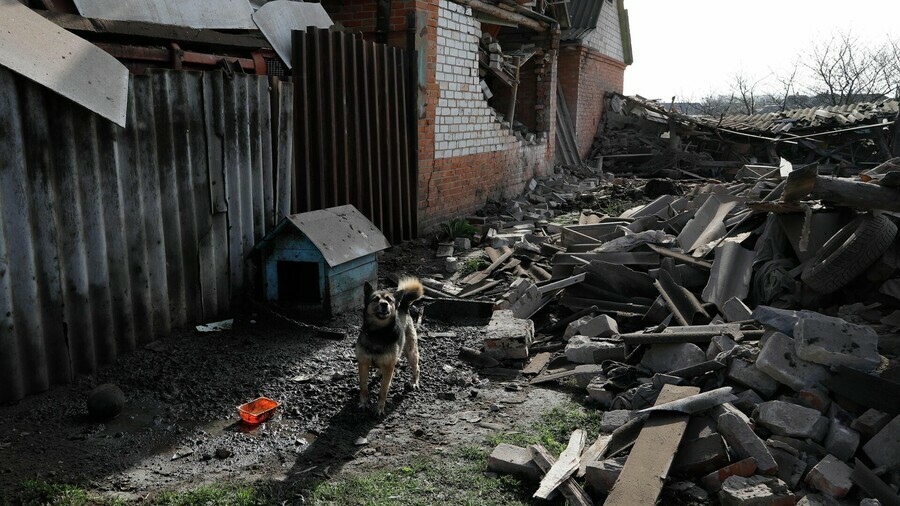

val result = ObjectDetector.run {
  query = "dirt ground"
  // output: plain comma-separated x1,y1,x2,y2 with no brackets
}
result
0,241,576,502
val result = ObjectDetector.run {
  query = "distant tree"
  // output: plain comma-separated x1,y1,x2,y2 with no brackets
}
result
695,93,739,119
732,71,768,115
805,31,896,105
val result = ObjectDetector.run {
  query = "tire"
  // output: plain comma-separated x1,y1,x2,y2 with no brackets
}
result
801,214,897,294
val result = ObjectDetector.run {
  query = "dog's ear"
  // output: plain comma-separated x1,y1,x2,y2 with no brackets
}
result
364,281,374,301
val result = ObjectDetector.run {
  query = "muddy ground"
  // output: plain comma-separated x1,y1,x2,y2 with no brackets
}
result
0,241,577,501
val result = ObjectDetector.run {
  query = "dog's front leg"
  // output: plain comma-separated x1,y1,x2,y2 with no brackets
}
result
358,359,371,408
376,360,396,416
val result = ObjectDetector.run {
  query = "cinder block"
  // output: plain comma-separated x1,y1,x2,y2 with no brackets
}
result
756,401,829,441
717,412,778,475
804,455,853,498
488,443,541,480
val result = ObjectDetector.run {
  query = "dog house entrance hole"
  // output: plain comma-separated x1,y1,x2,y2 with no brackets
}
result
277,261,321,304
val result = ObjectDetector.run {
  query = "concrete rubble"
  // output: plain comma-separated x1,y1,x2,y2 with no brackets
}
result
426,161,900,503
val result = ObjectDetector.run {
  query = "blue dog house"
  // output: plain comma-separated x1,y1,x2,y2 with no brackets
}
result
255,205,390,316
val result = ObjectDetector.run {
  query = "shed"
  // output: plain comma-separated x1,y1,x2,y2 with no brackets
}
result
254,205,390,316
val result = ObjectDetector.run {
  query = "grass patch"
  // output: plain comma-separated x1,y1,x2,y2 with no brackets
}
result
4,480,122,506
151,484,266,506
488,403,603,455
457,256,488,277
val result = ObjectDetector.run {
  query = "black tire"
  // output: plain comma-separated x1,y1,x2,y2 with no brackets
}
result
801,214,897,294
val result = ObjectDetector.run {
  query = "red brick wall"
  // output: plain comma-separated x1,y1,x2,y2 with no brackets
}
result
557,44,626,159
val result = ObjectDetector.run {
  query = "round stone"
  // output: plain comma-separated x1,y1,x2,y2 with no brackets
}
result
87,383,125,421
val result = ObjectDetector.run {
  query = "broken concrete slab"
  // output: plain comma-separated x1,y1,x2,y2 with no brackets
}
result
751,306,817,336
488,443,542,480
728,358,779,398
562,314,619,340
851,409,893,439
755,331,831,391
805,454,853,498
672,433,730,476
794,315,881,372
768,447,805,490
719,475,795,506
862,413,900,469
707,334,738,360
824,420,859,462
564,336,624,364
756,401,829,441
722,297,753,323
584,456,627,495
586,376,613,407
717,412,778,475
640,342,706,373
483,310,534,360
701,458,758,492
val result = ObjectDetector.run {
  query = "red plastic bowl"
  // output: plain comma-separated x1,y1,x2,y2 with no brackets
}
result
237,397,279,425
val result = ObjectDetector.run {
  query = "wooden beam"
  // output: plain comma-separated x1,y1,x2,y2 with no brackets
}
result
533,429,586,499
605,385,700,505
529,445,594,506
453,0,548,32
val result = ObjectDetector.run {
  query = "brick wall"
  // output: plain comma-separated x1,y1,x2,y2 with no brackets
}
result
558,46,625,158
583,0,624,61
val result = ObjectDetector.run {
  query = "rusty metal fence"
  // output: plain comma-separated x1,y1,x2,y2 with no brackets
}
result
0,68,292,402
292,27,418,243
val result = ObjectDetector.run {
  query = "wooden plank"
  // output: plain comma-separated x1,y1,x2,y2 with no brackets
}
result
521,352,552,376
533,429,586,499
530,445,593,506
462,249,513,285
530,364,603,385
577,434,611,478
457,279,501,298
537,273,585,294
605,385,700,505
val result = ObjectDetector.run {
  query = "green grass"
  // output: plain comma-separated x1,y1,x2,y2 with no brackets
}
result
6,404,600,506
457,256,488,277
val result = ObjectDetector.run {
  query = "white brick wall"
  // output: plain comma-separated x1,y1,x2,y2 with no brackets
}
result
434,0,539,159
583,0,624,61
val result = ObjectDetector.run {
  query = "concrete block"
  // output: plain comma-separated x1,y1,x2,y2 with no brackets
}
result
483,310,533,360
722,297,753,322
768,447,805,490
586,376,613,408
444,256,459,273
733,390,764,414
641,342,706,373
719,475,796,506
751,305,815,336
584,456,627,495
564,336,624,364
717,412,778,475
851,409,892,439
756,401,829,441
707,334,738,360
862,414,900,469
600,410,634,432
712,402,754,429
488,443,541,480
672,433,730,476
823,421,859,462
804,454,853,498
701,458,758,492
796,386,831,414
728,358,779,398
794,315,881,372
756,332,831,391
453,237,471,250
435,243,454,257
563,314,619,340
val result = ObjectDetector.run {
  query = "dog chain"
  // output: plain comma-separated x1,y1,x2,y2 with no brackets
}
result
249,299,346,337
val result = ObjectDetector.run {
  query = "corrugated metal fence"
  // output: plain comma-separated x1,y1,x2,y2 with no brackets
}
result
0,68,293,402
292,28,418,243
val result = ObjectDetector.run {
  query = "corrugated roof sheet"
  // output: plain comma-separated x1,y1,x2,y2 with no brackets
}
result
561,0,603,42
698,100,900,135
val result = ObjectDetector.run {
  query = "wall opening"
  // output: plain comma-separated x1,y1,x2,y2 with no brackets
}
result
277,261,321,304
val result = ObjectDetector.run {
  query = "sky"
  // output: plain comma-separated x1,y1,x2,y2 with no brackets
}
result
623,0,900,102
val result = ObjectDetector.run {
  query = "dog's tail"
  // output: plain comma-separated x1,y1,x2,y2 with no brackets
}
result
397,276,424,309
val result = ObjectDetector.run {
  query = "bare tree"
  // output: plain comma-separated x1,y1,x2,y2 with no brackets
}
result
695,93,739,118
732,71,767,115
806,31,895,105
768,61,801,112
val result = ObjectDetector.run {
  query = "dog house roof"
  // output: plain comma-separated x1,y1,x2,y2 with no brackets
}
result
257,205,390,267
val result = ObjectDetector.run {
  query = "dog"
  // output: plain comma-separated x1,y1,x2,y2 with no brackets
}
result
356,276,424,415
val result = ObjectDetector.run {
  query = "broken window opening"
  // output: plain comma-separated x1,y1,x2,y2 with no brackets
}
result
277,261,321,305
479,29,540,137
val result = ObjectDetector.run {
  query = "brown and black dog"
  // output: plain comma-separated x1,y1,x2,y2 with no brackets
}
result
356,277,424,415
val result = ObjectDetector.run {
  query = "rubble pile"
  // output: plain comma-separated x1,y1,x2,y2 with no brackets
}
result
421,158,900,504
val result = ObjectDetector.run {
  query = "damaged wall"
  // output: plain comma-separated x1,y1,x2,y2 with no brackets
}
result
0,68,292,403
418,0,557,232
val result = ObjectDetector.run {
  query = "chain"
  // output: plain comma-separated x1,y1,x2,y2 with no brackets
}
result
250,299,347,338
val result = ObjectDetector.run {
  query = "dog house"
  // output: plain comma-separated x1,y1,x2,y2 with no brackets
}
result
255,205,390,316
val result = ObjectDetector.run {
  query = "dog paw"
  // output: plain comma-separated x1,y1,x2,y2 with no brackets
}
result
358,397,369,409
376,405,386,416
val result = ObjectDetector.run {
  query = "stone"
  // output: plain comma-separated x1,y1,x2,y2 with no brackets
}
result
796,386,831,414
672,433,730,476
755,332,831,391
487,444,541,480
722,297,753,322
794,315,881,372
701,458,758,491
712,402,754,428
453,237,471,250
564,336,625,364
733,390,764,414
852,409,893,439
457,347,500,369
584,456,627,495
717,412,778,475
707,334,738,360
600,410,634,432
728,358,779,398
563,314,619,340
483,310,533,360
756,401,829,440
768,447,805,490
751,305,817,336
87,384,125,421
435,243,454,258
805,455,853,498
824,421,859,462
719,475,795,506
640,342,706,373
214,448,233,459
444,256,459,273
586,376,613,408
862,414,900,469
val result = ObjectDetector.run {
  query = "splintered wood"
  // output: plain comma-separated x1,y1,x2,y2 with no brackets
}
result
533,429,586,499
